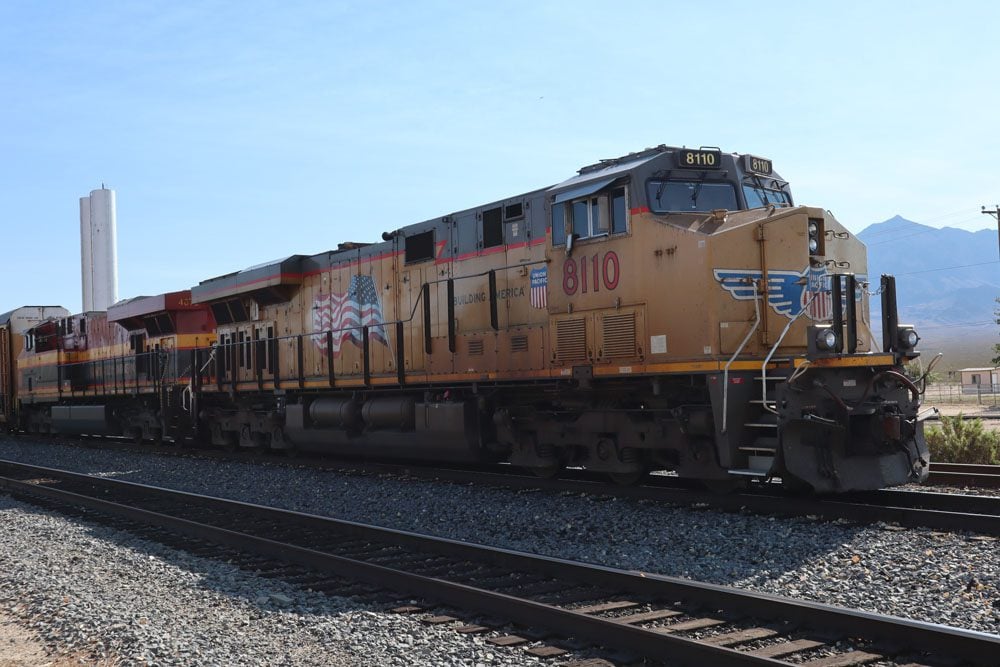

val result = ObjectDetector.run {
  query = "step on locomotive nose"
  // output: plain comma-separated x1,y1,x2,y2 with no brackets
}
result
732,376,778,477
734,440,777,477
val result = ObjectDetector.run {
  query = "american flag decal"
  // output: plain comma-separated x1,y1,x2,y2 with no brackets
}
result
803,264,832,321
312,274,389,356
530,267,547,309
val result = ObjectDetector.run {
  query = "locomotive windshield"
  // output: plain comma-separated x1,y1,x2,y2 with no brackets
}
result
647,179,738,213
743,183,792,209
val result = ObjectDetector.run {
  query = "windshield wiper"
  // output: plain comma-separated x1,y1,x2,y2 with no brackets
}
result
690,180,704,206
689,171,712,208
745,174,769,205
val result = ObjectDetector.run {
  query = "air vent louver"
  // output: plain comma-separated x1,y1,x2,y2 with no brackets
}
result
556,318,587,362
602,312,636,358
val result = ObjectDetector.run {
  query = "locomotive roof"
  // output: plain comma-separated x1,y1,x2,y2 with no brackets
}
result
108,291,200,323
549,151,661,202
0,306,68,326
575,144,673,175
192,143,788,305
0,308,24,325
192,255,306,304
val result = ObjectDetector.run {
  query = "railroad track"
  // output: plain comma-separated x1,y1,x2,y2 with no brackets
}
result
928,462,1000,489
0,459,997,666
337,462,1000,536
5,433,1000,536
471,470,1000,537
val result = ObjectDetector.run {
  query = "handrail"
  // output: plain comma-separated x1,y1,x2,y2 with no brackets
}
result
420,257,548,288
721,281,761,433
182,347,216,413
761,293,817,414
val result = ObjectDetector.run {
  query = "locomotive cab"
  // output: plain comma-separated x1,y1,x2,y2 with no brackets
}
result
540,145,927,492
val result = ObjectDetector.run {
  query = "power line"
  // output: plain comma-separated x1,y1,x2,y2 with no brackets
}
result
893,260,1000,276
867,229,936,246
908,320,995,330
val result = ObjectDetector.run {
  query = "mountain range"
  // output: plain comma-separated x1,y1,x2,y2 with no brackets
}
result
857,215,999,370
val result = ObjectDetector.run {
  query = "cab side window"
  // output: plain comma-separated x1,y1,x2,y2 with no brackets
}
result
610,187,627,233
552,186,628,245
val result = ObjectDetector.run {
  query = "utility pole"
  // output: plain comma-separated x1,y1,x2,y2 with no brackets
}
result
983,204,1000,259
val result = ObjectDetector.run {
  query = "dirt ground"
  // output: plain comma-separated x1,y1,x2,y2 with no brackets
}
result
0,612,103,667
0,613,57,667
935,404,1000,417
932,404,1000,433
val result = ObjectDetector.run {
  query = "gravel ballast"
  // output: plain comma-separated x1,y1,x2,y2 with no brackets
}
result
0,436,997,651
0,493,550,666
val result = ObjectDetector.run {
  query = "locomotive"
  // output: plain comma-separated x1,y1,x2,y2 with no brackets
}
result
0,145,929,492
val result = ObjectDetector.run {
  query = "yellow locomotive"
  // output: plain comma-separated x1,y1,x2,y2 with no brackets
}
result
2,145,929,492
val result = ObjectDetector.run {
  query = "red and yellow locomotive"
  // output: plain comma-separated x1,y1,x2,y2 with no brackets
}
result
1,145,929,492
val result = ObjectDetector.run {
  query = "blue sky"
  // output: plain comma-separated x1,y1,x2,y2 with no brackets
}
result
1,1,998,313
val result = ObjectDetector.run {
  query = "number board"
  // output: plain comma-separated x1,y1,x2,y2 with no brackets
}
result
677,148,721,169
743,154,773,176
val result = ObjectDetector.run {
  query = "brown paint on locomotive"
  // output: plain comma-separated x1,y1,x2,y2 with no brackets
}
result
3,145,929,492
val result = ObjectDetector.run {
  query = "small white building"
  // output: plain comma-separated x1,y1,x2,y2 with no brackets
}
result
959,367,1000,394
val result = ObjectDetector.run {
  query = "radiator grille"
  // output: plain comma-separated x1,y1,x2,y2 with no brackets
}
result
602,312,636,358
556,318,587,362
468,339,484,356
510,335,528,353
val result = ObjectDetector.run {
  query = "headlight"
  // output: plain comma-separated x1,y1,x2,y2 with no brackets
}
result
815,327,838,351
896,326,919,350
807,218,824,256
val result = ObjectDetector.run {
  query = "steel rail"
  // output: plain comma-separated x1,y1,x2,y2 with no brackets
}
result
0,459,998,665
7,429,1000,534
6,431,1000,534
272,457,1000,535
928,462,1000,489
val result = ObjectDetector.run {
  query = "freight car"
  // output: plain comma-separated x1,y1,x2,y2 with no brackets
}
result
2,145,930,492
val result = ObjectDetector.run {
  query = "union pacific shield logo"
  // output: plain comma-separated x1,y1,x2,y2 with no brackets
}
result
530,267,547,309
714,266,864,322
803,264,831,320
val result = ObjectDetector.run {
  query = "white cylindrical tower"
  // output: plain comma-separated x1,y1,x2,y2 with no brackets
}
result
79,187,119,312
79,196,93,311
